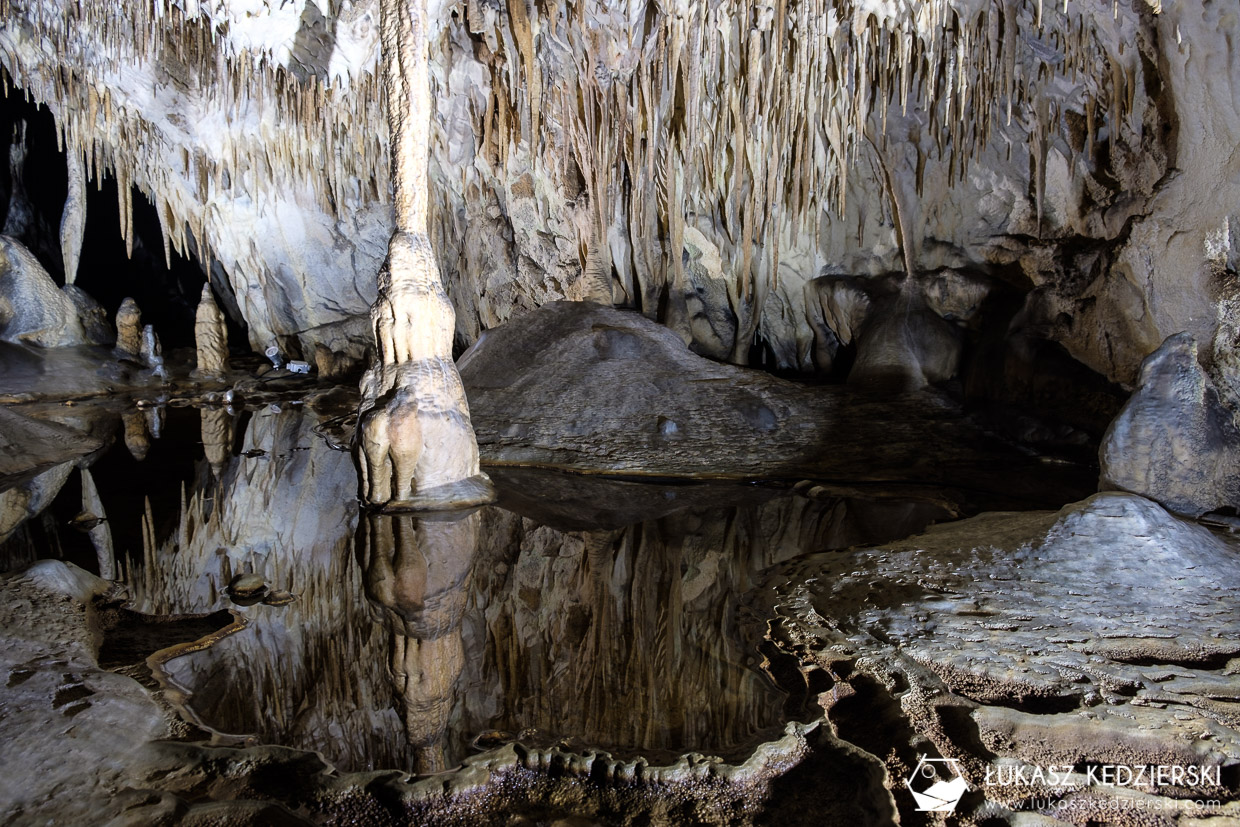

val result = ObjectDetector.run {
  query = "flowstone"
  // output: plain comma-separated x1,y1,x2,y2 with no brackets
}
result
0,235,108,348
750,492,1240,822
1100,333,1240,516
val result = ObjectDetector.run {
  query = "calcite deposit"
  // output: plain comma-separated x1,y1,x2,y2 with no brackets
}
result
0,0,1233,389
0,0,1239,823
192,283,229,378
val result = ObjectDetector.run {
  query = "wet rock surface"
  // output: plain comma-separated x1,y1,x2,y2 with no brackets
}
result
749,492,1240,822
0,402,1238,825
461,302,1093,499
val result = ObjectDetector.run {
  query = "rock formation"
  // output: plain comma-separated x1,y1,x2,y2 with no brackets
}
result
192,284,230,378
458,301,1090,497
113,298,142,358
354,0,491,510
0,235,106,347
59,146,85,286
1100,332,1240,516
749,491,1240,822
139,324,164,378
1,0,1232,393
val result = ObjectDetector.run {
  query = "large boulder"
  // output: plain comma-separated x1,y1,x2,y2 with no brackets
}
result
459,301,1091,497
1099,332,1240,516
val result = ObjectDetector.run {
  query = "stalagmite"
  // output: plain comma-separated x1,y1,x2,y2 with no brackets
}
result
59,146,85,285
114,297,142,358
140,323,166,379
355,0,492,509
193,283,230,378
314,343,355,381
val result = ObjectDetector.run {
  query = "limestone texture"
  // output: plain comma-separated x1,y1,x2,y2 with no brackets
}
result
750,491,1240,822
192,284,229,378
1100,333,1240,517
113,297,142,358
0,0,1231,391
460,301,1089,495
354,0,490,510
0,235,107,348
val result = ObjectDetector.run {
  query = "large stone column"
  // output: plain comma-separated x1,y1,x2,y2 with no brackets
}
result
356,0,492,509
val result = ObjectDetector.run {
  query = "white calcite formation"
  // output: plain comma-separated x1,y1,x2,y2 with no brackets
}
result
0,234,107,347
193,283,230,378
356,0,490,508
1,0,1234,390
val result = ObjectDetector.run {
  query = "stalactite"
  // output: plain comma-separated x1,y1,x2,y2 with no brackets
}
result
59,145,86,285
0,0,1134,369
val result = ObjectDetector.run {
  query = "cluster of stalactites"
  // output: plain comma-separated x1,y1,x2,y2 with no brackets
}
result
0,0,1144,345
0,0,389,278
468,0,1142,319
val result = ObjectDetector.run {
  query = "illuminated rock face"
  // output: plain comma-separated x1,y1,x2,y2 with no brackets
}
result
193,284,230,378
2,0,1236,389
354,0,490,509
1100,333,1240,516
0,235,107,347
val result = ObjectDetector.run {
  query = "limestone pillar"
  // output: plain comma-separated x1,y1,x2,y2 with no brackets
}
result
355,0,492,509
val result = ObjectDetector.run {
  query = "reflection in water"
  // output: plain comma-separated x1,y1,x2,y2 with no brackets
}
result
122,409,150,461
0,404,962,773
361,510,478,773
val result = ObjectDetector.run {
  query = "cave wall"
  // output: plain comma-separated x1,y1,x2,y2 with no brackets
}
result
1,0,1236,385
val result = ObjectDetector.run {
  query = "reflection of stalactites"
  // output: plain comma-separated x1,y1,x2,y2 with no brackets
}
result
79,467,115,580
361,509,479,774
123,410,151,461
200,406,234,479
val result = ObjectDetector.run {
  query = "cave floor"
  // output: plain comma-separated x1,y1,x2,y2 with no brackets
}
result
1,393,1238,826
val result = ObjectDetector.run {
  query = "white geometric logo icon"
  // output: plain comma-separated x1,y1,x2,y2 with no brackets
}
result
905,756,969,813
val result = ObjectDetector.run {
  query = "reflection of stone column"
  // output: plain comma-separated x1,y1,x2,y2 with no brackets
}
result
361,509,479,773
200,407,234,479
0,462,73,545
193,284,230,378
354,0,491,510
122,410,150,461
79,468,115,580
115,298,142,358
